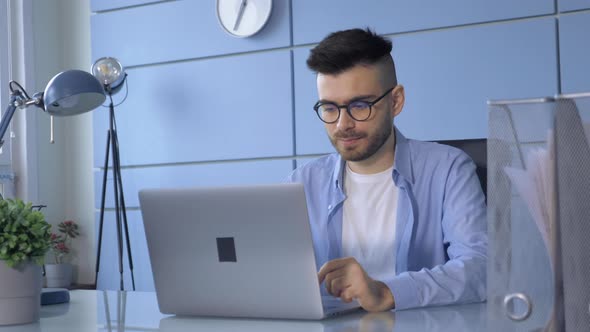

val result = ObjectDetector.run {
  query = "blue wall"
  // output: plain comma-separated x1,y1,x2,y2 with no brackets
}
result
91,0,590,290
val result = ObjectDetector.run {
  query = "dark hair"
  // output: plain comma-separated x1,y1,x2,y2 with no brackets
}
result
307,28,395,78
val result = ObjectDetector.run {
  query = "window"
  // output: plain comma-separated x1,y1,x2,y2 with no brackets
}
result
0,0,16,198
0,0,12,166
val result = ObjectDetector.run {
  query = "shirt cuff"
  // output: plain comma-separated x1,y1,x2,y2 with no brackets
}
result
384,273,421,310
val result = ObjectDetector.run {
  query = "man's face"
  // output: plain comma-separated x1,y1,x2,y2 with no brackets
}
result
317,65,395,162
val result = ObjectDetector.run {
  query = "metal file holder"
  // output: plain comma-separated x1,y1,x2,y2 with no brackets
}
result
487,92,590,332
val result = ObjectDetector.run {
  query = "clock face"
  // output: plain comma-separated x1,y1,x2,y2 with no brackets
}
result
217,0,273,38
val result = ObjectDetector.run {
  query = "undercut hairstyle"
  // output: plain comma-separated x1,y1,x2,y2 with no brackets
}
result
306,28,397,86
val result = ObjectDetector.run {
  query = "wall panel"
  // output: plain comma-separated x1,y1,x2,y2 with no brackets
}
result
91,0,163,12
91,0,291,67
559,12,590,93
95,160,293,209
292,0,554,45
559,0,590,12
93,51,293,167
393,18,558,140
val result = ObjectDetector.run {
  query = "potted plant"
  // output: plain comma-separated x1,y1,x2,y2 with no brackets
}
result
0,198,51,326
45,220,79,288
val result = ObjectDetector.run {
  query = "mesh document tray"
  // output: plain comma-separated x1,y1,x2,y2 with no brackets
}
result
487,93,590,332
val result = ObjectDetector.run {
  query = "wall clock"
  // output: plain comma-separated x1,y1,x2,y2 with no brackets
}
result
217,0,273,38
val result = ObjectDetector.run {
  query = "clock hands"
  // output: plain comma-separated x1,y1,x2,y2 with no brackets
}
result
218,0,271,37
233,0,247,31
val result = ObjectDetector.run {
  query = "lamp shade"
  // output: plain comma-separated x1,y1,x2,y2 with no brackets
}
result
43,69,106,116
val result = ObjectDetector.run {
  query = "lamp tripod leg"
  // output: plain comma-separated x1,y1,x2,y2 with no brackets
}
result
95,97,134,292
112,130,136,291
108,105,125,292
95,130,111,288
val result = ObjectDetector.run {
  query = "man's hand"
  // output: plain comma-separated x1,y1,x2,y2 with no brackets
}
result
317,257,395,312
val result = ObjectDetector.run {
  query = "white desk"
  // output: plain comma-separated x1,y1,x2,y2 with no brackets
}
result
0,290,487,331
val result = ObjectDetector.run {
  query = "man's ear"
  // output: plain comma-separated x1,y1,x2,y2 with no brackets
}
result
391,85,405,117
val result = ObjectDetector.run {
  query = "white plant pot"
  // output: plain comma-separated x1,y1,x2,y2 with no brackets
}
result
44,263,73,288
0,261,42,325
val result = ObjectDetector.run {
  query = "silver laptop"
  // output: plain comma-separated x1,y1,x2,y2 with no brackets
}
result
138,183,360,320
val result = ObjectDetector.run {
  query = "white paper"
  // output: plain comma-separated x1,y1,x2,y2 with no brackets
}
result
503,129,557,264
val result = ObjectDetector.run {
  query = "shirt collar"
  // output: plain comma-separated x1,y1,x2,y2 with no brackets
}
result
393,128,414,185
331,126,414,189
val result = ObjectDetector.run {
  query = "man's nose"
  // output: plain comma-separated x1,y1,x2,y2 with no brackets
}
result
336,108,355,130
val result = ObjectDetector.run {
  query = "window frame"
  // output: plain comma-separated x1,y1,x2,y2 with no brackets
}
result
0,0,12,166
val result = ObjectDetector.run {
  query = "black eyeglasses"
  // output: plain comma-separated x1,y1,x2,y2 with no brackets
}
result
313,87,395,124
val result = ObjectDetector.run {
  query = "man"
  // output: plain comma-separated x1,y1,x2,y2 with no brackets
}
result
287,28,487,311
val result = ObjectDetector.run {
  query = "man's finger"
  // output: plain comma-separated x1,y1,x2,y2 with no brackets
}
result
318,257,354,283
323,269,346,285
340,287,355,303
329,276,350,297
324,270,346,295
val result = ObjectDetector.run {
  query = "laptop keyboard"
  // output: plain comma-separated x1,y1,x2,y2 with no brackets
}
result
321,296,361,313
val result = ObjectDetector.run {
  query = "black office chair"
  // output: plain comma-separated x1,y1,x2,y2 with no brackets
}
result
435,139,487,199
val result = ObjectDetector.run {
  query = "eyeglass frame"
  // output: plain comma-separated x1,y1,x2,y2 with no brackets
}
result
313,86,396,124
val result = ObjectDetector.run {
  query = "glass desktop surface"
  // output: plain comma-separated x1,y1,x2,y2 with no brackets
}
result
16,290,488,332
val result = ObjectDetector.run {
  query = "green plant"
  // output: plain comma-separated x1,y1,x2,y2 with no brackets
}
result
0,199,51,268
50,220,79,264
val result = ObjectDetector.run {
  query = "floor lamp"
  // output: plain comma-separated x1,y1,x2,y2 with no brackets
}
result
92,57,135,291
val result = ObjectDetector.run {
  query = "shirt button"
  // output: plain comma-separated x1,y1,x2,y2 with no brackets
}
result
328,205,332,210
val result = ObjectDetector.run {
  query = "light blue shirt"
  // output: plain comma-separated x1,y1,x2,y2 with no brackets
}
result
287,129,487,310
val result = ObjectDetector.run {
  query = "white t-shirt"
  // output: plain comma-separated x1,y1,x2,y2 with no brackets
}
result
342,164,398,281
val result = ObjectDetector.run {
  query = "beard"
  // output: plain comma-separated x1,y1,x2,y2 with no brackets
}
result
329,118,393,162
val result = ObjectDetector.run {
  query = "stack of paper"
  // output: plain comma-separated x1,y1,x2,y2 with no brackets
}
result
503,122,590,264
503,130,556,262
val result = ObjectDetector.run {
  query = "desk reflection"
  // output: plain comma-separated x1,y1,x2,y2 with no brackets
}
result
392,303,486,331
0,322,41,332
97,290,486,332
157,301,485,332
